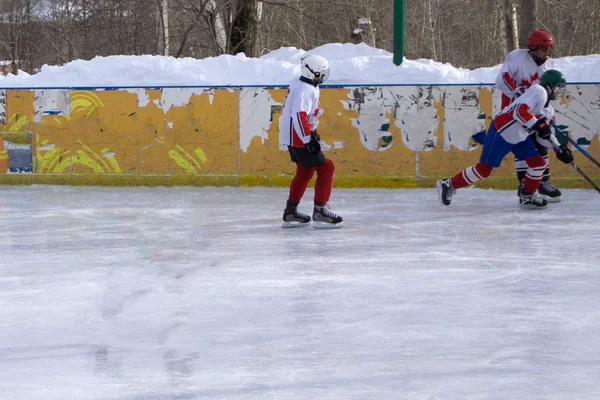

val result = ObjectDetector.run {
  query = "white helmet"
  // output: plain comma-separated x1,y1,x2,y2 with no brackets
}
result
301,54,330,83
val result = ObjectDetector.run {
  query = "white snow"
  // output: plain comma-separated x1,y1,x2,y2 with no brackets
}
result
1,43,599,87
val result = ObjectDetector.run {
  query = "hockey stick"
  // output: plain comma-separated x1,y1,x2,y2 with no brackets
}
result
570,162,600,195
554,130,600,169
549,136,600,195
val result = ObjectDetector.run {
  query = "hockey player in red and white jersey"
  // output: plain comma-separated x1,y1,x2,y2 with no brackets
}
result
437,69,573,209
494,29,563,202
279,54,343,228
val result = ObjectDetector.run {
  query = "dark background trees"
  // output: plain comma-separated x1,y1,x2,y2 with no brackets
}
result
1,0,599,74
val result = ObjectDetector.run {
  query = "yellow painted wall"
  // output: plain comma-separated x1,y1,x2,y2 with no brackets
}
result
0,85,598,188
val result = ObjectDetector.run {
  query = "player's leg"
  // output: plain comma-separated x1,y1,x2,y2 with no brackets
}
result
513,138,548,209
312,158,343,228
535,140,561,202
437,124,506,206
515,156,528,195
282,147,317,227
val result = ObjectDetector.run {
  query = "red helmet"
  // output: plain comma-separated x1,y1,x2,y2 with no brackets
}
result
528,29,554,49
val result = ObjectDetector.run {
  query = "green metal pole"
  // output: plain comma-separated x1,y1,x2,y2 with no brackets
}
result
393,0,405,66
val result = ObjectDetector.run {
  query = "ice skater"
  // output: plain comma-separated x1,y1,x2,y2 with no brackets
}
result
279,54,343,228
474,29,562,201
437,69,573,209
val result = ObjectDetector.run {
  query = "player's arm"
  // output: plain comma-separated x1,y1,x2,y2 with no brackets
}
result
540,106,574,164
513,86,548,130
495,52,519,98
290,91,315,145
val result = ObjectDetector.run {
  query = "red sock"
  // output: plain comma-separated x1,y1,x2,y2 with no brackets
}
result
289,163,315,203
314,159,335,204
451,163,493,189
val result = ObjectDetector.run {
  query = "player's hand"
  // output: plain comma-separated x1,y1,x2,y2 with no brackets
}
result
306,131,321,155
306,130,321,154
530,118,551,140
555,144,573,164
310,130,320,141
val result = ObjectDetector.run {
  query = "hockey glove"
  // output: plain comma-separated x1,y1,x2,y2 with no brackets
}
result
555,143,573,164
530,117,551,140
306,130,321,155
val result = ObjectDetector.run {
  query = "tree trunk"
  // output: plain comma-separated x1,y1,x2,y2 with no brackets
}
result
230,0,259,56
427,0,438,60
519,0,537,47
156,0,169,55
501,0,518,51
254,2,263,56
206,0,227,55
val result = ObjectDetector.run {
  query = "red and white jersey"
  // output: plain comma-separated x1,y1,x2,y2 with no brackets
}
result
492,84,554,144
495,49,554,108
279,78,320,150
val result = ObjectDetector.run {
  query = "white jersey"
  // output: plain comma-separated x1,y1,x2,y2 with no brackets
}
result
279,78,320,150
495,49,554,107
492,84,553,144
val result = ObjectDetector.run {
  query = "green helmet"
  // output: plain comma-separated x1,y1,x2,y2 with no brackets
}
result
539,69,566,88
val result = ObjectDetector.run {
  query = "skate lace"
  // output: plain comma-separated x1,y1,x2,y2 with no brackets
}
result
316,204,338,218
321,208,337,218
445,180,456,200
531,191,545,205
540,181,557,191
522,191,545,205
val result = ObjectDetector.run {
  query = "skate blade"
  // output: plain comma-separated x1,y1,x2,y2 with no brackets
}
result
281,221,311,228
541,195,561,203
519,203,548,210
312,221,344,229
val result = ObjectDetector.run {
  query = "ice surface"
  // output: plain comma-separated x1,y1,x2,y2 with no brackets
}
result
0,185,599,400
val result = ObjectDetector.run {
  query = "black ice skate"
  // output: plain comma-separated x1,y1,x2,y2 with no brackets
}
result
312,203,343,229
538,180,562,202
282,200,311,228
519,190,548,209
436,178,455,206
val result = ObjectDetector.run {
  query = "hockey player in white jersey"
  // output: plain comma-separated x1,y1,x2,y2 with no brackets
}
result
496,29,554,108
279,54,343,228
437,69,573,209
494,29,563,202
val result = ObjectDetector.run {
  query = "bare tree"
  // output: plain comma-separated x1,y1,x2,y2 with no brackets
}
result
229,0,260,56
0,0,38,72
4,0,600,73
518,0,536,47
500,0,519,52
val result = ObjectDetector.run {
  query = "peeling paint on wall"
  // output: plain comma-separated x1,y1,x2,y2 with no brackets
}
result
34,89,70,123
158,88,214,113
555,85,600,149
392,86,438,152
0,90,6,125
343,87,396,152
124,89,151,108
0,84,597,183
440,86,484,151
239,88,280,153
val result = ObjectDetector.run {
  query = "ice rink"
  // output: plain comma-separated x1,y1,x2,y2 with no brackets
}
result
1,185,599,400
